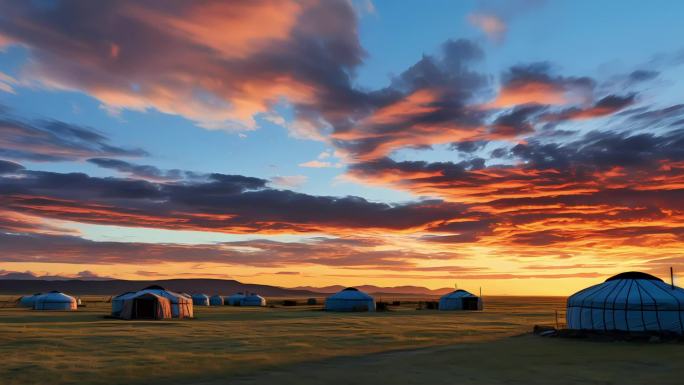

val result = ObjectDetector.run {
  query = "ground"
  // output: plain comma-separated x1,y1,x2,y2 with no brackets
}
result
0,296,682,385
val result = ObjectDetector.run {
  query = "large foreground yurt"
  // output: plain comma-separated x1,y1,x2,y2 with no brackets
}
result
226,293,245,306
241,294,266,307
439,289,483,311
33,291,77,311
112,286,193,319
325,288,375,312
119,293,172,320
192,293,210,306
567,272,684,334
18,293,42,308
209,295,224,306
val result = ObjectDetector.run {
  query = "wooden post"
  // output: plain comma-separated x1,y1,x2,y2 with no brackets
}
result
671,267,675,290
555,310,559,329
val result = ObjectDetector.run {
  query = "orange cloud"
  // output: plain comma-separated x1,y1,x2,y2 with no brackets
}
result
468,13,507,42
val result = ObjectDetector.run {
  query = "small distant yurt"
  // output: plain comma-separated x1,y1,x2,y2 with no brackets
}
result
567,272,684,334
18,293,42,308
119,292,172,320
439,289,483,311
33,291,77,311
111,291,137,317
192,293,210,306
227,293,245,306
113,286,193,319
209,295,224,306
307,298,317,305
325,288,375,312
241,293,266,307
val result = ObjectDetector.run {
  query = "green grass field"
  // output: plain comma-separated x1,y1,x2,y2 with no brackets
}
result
1,296,682,385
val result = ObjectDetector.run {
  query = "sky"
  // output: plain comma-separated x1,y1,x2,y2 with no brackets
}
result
1,0,684,295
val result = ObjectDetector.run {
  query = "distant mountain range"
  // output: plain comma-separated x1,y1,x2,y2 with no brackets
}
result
0,273,451,297
0,278,316,297
293,285,453,296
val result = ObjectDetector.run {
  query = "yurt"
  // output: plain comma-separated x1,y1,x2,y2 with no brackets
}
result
209,295,224,306
33,291,77,311
111,291,137,317
119,292,172,320
18,293,42,308
567,272,684,334
325,288,375,312
192,293,210,306
113,286,193,319
241,294,266,307
226,293,245,306
439,289,483,311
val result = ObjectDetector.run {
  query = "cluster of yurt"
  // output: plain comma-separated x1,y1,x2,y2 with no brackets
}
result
439,289,483,311
19,291,77,311
566,271,684,334
223,292,266,307
111,285,193,320
226,292,245,305
325,287,375,312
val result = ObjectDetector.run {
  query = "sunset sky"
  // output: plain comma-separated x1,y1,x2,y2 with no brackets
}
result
1,0,684,295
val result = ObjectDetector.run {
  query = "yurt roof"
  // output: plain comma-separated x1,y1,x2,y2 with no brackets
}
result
328,287,373,300
568,272,684,310
605,271,663,282
142,285,166,290
192,293,209,298
441,289,477,299
36,292,75,302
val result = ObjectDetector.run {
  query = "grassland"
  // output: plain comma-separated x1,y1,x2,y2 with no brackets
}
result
1,295,682,385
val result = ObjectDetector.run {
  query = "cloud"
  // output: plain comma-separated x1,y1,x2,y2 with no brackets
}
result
487,62,594,108
0,113,146,161
0,0,364,131
469,13,507,43
87,158,203,181
270,175,308,188
0,165,469,234
0,232,462,269
329,39,489,160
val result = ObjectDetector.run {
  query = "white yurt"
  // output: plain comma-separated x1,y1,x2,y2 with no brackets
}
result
209,295,224,306
112,286,193,319
240,294,266,307
192,293,210,306
325,287,375,312
439,289,483,311
567,272,684,334
33,291,77,311
226,293,245,306
18,293,42,308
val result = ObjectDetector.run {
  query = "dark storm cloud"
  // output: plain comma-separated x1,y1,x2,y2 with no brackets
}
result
0,115,146,161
